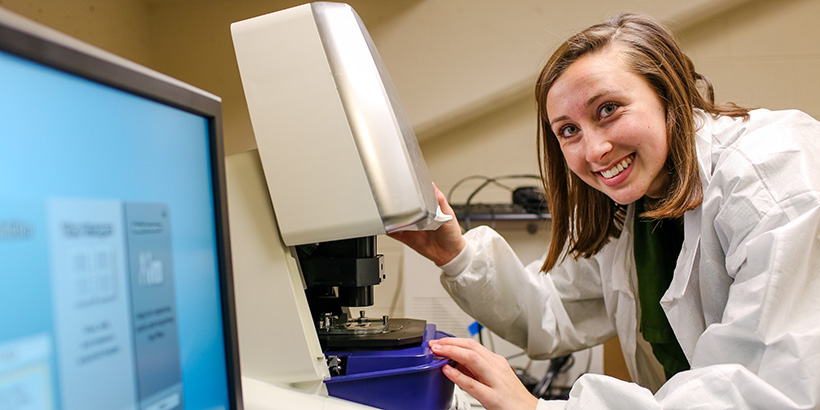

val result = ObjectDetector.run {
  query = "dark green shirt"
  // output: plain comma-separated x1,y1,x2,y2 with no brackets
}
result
632,198,690,380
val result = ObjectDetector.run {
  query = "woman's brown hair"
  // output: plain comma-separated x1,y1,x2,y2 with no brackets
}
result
536,13,749,272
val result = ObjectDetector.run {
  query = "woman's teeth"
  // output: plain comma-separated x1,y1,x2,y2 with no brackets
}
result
601,156,633,179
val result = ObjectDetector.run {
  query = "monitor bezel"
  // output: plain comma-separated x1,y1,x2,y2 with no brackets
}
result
0,8,243,409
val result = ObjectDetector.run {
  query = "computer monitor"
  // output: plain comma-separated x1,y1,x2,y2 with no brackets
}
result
0,8,241,410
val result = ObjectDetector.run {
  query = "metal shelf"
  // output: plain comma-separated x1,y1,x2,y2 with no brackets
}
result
452,203,551,222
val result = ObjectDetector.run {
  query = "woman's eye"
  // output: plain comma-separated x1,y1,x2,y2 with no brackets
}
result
558,125,578,138
599,103,617,118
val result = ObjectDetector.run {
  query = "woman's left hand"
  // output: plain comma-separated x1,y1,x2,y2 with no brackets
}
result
429,337,539,410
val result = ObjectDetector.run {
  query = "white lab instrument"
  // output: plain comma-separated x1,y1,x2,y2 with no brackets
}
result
228,2,461,409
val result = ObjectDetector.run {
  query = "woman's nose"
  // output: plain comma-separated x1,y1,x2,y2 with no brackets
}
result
584,128,613,163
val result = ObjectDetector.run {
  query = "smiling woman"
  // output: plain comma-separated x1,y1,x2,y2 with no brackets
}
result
393,12,820,410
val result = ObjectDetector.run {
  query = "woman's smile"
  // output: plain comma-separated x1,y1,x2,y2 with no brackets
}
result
598,153,634,181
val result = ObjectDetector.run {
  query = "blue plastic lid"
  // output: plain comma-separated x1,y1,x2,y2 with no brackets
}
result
324,324,453,377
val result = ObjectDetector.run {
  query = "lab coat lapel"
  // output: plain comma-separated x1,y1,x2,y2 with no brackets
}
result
659,114,713,360
660,208,705,360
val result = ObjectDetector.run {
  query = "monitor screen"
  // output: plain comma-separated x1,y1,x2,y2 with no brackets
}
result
0,9,240,410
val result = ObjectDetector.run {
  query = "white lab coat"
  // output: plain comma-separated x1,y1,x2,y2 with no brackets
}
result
439,109,820,409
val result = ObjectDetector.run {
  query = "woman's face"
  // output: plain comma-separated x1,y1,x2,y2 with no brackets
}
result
546,46,669,205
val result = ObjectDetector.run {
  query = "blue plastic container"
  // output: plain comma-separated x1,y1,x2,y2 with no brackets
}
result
324,324,455,410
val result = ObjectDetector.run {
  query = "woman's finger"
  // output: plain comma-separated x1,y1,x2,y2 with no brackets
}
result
441,363,492,402
430,338,503,385
432,337,506,366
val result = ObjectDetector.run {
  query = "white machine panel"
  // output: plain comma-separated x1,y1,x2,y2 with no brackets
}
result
231,2,448,246
225,151,329,385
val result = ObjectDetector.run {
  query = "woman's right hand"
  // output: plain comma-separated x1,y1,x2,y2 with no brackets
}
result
388,185,467,266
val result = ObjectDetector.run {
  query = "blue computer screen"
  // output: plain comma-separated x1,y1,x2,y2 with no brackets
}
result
0,45,230,410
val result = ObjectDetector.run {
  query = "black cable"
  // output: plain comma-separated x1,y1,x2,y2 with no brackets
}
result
464,174,539,207
448,174,540,203
447,175,491,202
447,175,526,203
452,174,541,230
531,354,573,399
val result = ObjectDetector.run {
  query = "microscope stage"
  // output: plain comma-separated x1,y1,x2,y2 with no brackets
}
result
319,318,426,349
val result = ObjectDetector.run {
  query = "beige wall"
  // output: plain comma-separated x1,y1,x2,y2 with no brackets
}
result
0,0,152,65
680,0,820,116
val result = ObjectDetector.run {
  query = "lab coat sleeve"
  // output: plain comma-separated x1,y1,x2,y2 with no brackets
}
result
439,226,617,359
